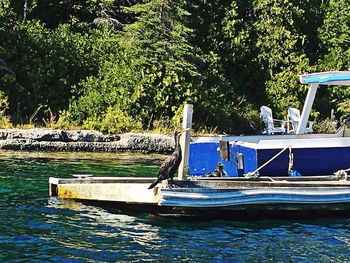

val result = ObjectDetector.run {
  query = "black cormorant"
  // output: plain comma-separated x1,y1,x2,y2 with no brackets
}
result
148,128,184,189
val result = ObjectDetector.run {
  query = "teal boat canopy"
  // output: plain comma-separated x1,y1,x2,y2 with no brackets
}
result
300,71,350,86
297,71,350,134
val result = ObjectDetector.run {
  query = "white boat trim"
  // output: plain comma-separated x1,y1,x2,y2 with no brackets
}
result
160,187,350,208
238,137,350,150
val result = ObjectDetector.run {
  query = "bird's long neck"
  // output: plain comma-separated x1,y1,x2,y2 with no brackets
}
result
175,133,182,156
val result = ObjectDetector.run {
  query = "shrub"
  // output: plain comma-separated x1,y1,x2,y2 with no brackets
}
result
313,118,337,134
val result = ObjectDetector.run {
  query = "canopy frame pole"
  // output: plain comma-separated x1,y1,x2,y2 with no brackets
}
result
296,83,318,134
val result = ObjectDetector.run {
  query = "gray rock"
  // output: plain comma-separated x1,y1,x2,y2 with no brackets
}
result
114,133,175,153
0,129,176,153
29,129,65,141
64,130,106,142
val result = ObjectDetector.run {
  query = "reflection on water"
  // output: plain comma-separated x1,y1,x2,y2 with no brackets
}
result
2,150,350,262
48,198,162,249
44,197,166,261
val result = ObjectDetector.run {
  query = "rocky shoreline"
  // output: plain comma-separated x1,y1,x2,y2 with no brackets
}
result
0,129,176,153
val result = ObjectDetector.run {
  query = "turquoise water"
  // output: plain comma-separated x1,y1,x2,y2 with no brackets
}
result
1,151,350,262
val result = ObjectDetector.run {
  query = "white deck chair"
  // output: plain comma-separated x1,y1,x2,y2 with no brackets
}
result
260,106,286,135
287,108,313,134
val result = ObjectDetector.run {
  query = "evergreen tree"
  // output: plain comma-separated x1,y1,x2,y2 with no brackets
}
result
120,0,201,128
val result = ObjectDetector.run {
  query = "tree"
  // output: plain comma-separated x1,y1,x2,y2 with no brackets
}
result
121,0,201,128
69,0,203,132
251,0,315,118
317,0,350,120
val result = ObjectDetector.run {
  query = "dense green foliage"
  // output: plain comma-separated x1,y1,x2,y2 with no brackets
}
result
0,0,349,133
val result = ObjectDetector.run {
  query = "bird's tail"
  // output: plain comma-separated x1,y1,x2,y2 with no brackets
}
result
148,178,160,189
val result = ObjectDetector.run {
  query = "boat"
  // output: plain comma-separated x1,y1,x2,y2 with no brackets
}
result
189,71,350,178
49,71,350,218
49,174,350,218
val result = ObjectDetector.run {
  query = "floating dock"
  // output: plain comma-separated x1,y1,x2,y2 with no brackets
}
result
49,175,350,217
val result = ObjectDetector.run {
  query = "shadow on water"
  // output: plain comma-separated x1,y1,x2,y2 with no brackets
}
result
48,192,350,226
70,198,350,225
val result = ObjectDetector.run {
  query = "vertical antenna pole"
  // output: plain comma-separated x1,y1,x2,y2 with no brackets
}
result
178,104,193,180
